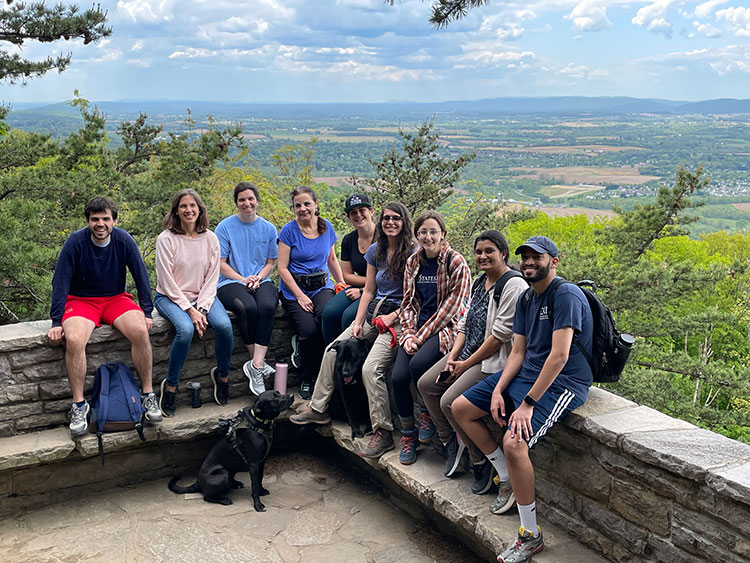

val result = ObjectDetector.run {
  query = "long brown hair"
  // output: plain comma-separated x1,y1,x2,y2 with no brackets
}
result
290,186,327,235
162,189,209,234
375,202,415,279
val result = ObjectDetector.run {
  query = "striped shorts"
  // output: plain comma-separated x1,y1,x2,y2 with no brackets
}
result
462,372,585,449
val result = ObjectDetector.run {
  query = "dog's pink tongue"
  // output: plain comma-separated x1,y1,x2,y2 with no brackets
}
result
344,376,354,384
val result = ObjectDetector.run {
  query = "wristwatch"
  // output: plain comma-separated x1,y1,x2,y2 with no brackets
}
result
198,307,208,316
523,394,537,407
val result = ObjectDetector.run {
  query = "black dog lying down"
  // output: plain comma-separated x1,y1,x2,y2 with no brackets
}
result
328,337,372,439
168,390,294,511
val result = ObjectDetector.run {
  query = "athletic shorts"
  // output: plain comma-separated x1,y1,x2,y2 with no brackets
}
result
462,371,585,449
62,293,142,327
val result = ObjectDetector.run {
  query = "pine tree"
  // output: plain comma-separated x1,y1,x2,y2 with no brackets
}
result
385,0,490,27
0,1,111,83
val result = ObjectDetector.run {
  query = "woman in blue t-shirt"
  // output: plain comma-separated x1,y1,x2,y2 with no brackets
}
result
321,193,376,344
215,182,278,398
278,186,345,400
393,210,471,465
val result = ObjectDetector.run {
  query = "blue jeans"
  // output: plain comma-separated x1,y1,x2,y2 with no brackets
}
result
154,293,233,387
321,290,360,344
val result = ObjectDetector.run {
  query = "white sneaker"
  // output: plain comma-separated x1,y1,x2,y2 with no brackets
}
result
69,401,90,438
243,361,266,396
142,392,163,423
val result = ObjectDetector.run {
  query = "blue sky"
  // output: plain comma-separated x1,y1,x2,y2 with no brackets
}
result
5,0,750,104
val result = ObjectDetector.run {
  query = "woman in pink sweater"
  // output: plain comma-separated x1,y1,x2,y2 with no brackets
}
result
154,189,233,417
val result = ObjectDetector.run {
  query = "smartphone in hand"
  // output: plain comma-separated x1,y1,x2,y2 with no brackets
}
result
438,370,451,382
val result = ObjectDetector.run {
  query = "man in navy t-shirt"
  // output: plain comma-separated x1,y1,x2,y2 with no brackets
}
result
47,196,162,439
453,236,593,563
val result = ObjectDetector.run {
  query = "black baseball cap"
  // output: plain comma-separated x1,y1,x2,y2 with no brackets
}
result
514,236,559,258
344,193,372,212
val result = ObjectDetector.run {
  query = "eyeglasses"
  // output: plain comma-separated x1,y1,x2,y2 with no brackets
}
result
381,215,403,223
417,229,442,238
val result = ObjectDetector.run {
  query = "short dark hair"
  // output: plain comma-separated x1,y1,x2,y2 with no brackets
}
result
84,196,118,220
234,181,260,204
474,230,510,264
162,189,209,235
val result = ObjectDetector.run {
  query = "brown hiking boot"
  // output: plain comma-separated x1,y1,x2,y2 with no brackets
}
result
290,406,331,426
360,428,394,458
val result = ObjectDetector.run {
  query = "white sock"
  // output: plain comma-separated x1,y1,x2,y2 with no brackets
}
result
486,447,509,481
518,502,538,537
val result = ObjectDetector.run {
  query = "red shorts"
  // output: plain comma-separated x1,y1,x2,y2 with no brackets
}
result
62,293,142,327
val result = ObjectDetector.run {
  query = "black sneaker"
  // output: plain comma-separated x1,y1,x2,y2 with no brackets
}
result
159,379,177,417
442,433,466,478
471,460,495,495
211,367,229,406
298,380,313,400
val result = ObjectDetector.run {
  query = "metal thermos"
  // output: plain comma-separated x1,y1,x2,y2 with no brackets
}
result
188,381,202,408
273,358,288,394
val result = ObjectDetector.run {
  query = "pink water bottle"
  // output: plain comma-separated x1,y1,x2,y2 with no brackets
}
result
273,358,288,394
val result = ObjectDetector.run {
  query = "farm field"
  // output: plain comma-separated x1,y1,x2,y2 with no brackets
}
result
510,166,660,185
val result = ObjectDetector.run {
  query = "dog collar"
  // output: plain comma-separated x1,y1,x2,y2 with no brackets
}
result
246,408,273,431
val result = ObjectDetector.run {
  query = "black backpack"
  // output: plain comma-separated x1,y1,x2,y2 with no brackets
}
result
521,278,634,383
471,269,525,306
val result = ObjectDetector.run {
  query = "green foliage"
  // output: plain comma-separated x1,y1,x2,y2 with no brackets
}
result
0,1,111,83
350,119,475,218
384,0,490,27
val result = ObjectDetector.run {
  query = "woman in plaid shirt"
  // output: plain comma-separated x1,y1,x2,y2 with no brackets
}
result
393,210,471,465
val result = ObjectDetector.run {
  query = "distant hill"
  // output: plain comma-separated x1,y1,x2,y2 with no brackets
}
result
6,96,750,134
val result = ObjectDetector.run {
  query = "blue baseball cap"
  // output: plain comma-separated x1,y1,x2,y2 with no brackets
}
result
514,236,559,258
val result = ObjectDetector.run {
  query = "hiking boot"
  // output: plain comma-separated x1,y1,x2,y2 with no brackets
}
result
471,461,495,495
290,335,301,368
490,479,516,515
442,433,466,478
497,527,544,563
418,410,436,444
298,380,313,400
159,379,177,418
399,428,419,465
142,392,163,423
68,401,90,438
211,367,229,406
290,406,331,426
360,428,395,458
243,361,266,397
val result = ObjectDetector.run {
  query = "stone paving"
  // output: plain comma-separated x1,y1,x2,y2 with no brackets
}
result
0,451,485,563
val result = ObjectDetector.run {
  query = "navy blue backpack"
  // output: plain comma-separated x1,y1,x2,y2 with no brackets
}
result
89,362,147,463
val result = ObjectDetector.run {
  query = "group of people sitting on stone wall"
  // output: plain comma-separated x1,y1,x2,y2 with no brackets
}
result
47,185,594,563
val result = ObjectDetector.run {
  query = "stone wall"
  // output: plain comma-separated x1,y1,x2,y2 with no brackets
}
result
0,309,295,437
0,317,749,562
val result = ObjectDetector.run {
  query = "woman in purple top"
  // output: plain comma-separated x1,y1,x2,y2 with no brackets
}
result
277,186,345,400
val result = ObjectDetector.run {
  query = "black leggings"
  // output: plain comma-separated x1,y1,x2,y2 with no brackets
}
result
391,334,443,418
281,289,334,383
217,281,278,346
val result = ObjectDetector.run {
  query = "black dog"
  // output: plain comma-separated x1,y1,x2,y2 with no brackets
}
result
168,390,294,511
328,338,372,439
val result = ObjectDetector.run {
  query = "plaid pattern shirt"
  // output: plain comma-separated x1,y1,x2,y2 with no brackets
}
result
399,243,471,355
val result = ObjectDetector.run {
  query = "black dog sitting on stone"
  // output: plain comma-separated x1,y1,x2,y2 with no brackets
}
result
328,337,372,439
168,390,294,511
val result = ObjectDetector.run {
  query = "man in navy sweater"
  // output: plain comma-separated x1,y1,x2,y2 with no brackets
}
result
47,196,162,438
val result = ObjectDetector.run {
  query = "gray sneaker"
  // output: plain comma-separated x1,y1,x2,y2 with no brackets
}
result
290,406,331,426
261,361,275,376
142,392,163,423
490,479,516,514
497,527,544,563
243,361,266,397
69,401,90,438
360,428,395,458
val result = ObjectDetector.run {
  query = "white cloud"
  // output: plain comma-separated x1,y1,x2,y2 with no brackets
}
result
646,44,750,75
632,0,677,38
693,0,729,18
716,6,750,37
131,40,144,52
693,21,722,38
565,0,612,32
117,0,177,23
